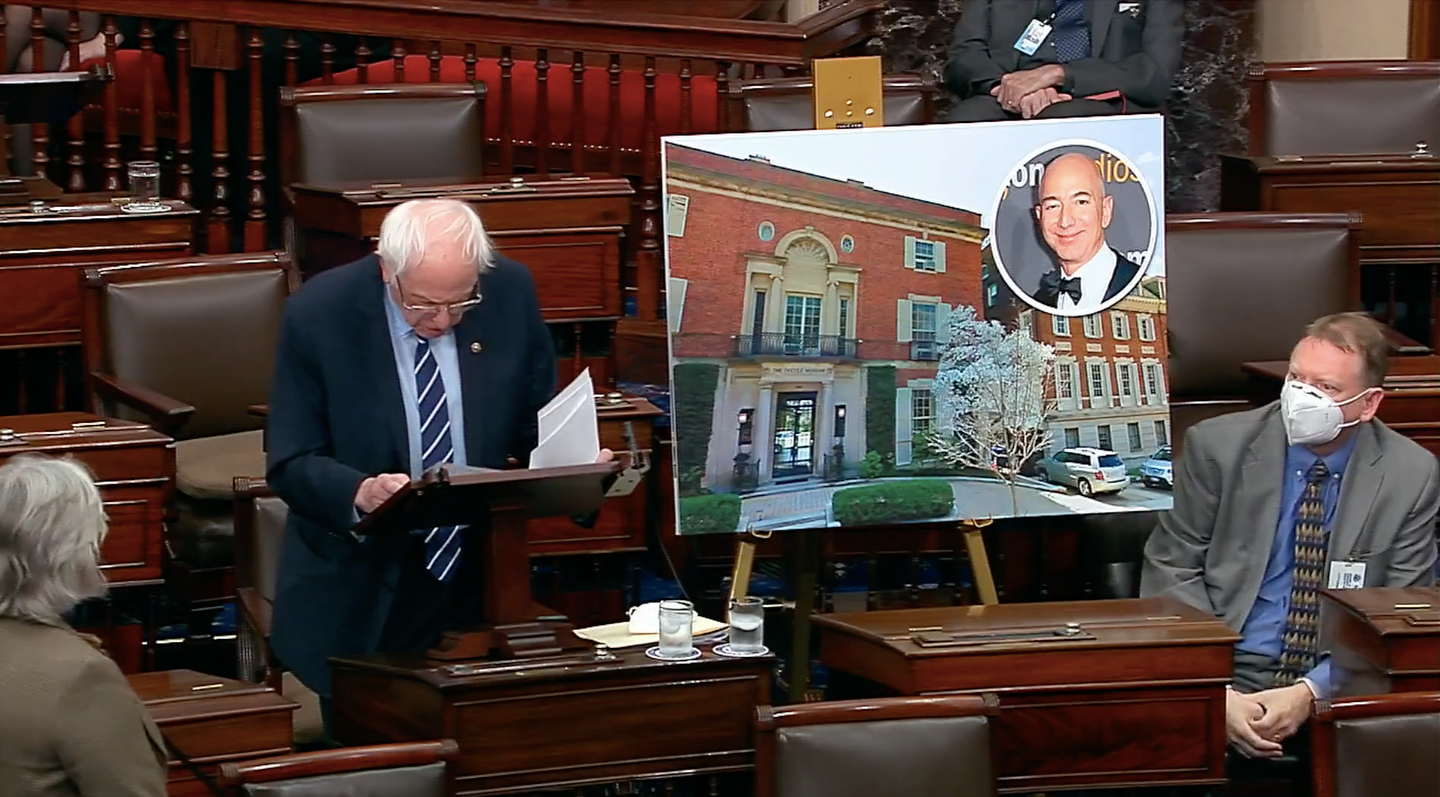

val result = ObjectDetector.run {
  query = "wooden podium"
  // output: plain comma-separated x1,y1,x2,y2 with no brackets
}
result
355,460,620,661
813,597,1238,793
1322,585,1440,698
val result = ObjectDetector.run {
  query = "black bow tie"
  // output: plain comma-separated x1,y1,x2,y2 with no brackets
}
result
1040,270,1083,303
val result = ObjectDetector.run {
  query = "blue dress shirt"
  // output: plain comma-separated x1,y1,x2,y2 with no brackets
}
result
383,287,468,476
1236,433,1358,697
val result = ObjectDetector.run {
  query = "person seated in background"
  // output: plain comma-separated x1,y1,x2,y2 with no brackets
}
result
1140,313,1439,761
4,7,107,72
0,454,168,797
943,0,1183,122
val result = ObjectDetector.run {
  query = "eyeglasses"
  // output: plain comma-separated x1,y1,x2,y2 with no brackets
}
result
396,278,482,318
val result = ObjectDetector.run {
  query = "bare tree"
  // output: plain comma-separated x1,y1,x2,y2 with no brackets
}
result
929,306,1057,517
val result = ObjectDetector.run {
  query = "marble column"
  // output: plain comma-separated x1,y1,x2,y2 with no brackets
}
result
867,0,1258,212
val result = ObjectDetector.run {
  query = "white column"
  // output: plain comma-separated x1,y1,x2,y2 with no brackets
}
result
819,384,837,476
765,274,785,332
753,383,775,484
821,277,840,336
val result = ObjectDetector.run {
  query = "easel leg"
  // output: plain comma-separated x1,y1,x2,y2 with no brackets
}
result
962,522,999,606
787,527,820,703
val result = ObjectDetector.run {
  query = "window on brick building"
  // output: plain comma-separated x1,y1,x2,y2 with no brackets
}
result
1056,361,1075,401
757,221,775,241
905,236,946,272
667,194,689,237
1052,314,1070,336
1064,427,1080,448
1097,424,1113,451
1083,315,1102,338
912,389,933,437
1127,422,1142,452
986,283,998,307
1111,312,1130,340
1138,314,1156,341
1154,420,1168,446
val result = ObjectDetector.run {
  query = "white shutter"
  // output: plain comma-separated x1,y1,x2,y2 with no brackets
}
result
936,303,952,345
666,194,689,237
895,387,913,467
667,278,689,335
1155,365,1168,405
933,240,947,273
904,235,917,270
896,299,913,343
1105,365,1117,407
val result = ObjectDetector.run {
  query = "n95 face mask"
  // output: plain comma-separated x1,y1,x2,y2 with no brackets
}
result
1280,380,1373,446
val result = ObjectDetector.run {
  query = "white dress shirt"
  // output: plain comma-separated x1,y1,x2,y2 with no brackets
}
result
1055,245,1117,316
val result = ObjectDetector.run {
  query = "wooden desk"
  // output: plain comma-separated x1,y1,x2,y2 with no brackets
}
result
1243,356,1440,455
0,412,173,584
290,176,633,321
813,597,1238,794
1219,153,1440,349
1322,586,1440,698
0,196,198,414
330,645,773,795
130,669,299,797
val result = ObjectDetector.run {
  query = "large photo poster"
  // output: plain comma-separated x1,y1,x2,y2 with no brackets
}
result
663,115,1170,535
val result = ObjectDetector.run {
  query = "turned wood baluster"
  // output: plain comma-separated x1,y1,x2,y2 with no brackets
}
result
429,41,442,82
716,61,730,132
209,68,231,252
320,35,334,84
245,28,266,251
139,21,156,164
102,17,121,190
65,12,85,191
175,23,193,204
499,46,514,175
392,38,406,82
463,43,477,84
535,49,550,178
284,32,300,88
570,52,585,174
29,8,48,179
607,54,621,177
638,56,660,320
680,58,692,134
355,39,370,84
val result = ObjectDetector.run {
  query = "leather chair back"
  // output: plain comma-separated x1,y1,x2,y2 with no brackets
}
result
755,696,998,797
1313,693,1440,797
726,74,935,132
1165,213,1359,400
1079,510,1157,599
220,740,458,797
1248,61,1440,156
281,83,486,186
83,253,296,441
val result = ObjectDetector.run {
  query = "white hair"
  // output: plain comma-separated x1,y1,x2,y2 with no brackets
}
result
0,454,109,623
376,198,494,278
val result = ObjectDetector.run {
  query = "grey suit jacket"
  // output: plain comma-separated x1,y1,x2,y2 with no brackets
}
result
0,617,168,797
944,0,1184,109
1140,403,1439,635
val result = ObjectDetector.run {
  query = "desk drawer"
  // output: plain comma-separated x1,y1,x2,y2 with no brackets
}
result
1266,177,1440,249
100,482,168,583
494,231,622,320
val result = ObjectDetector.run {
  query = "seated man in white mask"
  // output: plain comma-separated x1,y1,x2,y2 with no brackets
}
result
1141,312,1438,759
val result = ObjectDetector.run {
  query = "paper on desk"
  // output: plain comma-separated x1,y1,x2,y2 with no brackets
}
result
574,616,728,649
530,369,600,469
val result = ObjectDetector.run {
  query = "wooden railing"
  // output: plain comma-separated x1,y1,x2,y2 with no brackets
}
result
5,0,883,321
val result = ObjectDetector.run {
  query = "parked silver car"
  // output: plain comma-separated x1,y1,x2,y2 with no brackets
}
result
1140,445,1173,489
1035,447,1129,496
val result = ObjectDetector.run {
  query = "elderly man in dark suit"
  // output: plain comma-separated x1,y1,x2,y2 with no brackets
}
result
1141,313,1439,761
266,198,606,734
944,0,1184,122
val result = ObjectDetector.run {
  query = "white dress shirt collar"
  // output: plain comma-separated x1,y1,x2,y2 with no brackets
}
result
1055,244,1117,316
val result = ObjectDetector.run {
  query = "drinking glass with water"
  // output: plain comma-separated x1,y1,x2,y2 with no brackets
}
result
728,596,765,654
656,599,694,658
124,160,164,213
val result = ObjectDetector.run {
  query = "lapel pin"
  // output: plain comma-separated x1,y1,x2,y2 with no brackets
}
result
470,342,483,353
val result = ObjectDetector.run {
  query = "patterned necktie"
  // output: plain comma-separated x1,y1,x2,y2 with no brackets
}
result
1052,0,1091,63
1276,459,1330,686
415,338,463,583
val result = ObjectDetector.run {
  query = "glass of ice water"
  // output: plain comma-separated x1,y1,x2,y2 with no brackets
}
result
125,160,163,212
728,596,765,654
656,599,694,658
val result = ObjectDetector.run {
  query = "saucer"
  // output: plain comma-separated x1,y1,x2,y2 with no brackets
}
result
713,643,770,658
645,645,702,661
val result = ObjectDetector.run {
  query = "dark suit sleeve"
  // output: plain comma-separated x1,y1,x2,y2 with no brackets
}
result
943,0,1007,100
1139,424,1220,615
511,265,556,465
266,303,370,534
1387,454,1440,587
1059,0,1183,107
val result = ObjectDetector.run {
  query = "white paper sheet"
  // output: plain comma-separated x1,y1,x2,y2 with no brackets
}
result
529,369,600,469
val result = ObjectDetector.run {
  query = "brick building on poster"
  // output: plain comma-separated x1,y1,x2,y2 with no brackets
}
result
665,143,984,492
982,249,1172,463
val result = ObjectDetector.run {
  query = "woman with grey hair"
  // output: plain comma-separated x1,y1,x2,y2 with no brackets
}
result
0,454,167,797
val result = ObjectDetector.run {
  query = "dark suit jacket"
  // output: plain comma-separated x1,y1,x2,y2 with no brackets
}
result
944,0,1184,110
1031,246,1140,309
265,254,555,696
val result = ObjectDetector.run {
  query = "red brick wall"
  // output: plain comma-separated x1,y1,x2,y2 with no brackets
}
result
1031,304,1171,392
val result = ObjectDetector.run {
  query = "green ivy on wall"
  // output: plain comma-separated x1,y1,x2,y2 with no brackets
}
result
866,364,896,461
672,362,720,495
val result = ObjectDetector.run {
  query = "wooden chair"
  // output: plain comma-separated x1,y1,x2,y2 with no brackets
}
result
1311,692,1440,797
218,740,460,796
724,73,936,132
81,252,297,618
755,695,999,797
233,477,288,691
1247,60,1440,156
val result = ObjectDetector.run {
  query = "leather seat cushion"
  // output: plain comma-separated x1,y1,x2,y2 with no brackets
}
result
169,495,236,569
176,429,267,500
79,51,175,113
241,763,447,797
308,54,720,152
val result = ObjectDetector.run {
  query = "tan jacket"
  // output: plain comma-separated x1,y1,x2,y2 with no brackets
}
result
0,617,168,797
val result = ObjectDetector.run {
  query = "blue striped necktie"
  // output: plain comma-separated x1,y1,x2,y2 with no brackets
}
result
1276,459,1330,686
1052,0,1091,63
415,338,463,583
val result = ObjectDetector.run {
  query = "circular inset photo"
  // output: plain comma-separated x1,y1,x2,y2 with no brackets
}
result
989,140,1156,318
